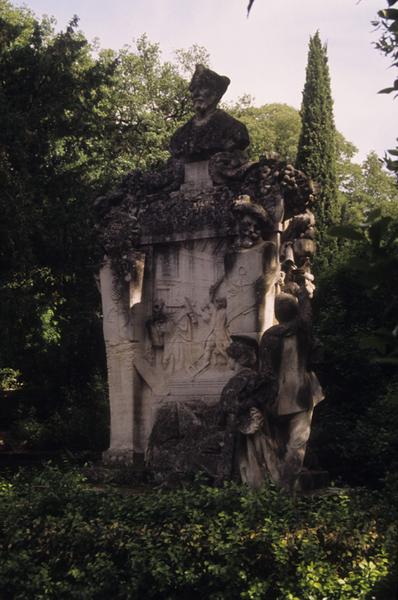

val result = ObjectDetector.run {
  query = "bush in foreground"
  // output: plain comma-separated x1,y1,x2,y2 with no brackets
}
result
0,465,396,599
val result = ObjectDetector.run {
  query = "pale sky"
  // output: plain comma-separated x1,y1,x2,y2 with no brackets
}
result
17,0,397,162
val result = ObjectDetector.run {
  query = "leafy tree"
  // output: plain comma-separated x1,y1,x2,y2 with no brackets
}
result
296,31,339,241
375,0,398,97
313,208,398,483
0,2,198,449
360,152,398,211
227,98,301,161
228,97,369,216
312,2,398,485
0,0,120,446
340,151,398,224
174,43,210,76
93,36,205,182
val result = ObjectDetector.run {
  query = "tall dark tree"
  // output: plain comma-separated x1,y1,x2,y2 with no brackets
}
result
0,0,197,449
296,32,338,241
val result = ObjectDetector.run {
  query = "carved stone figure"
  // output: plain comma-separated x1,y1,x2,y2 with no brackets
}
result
95,64,324,490
259,290,324,492
191,297,231,377
162,298,196,375
216,339,278,488
209,150,254,185
212,196,278,336
170,65,250,162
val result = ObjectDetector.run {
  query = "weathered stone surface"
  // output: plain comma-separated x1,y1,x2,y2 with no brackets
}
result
181,160,213,192
147,399,225,482
94,159,315,304
170,109,250,162
209,151,254,185
102,448,135,466
259,290,324,492
95,64,325,493
169,64,249,162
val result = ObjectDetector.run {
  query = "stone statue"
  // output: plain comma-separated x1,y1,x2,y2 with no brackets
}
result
216,339,278,488
162,298,197,375
95,64,324,491
259,289,324,492
211,196,278,336
170,64,250,162
191,297,231,378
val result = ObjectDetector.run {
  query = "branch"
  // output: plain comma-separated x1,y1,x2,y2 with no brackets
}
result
247,0,255,16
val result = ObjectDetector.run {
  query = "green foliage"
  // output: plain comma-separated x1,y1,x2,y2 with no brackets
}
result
0,2,197,450
296,31,338,243
328,206,398,366
312,209,398,484
227,99,301,162
0,368,22,392
93,35,197,181
347,379,398,477
174,43,210,76
340,152,398,226
0,465,396,599
310,1,398,486
361,153,398,207
0,1,114,422
9,372,109,450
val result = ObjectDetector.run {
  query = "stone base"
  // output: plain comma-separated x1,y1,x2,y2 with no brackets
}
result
180,160,213,193
147,398,226,483
102,448,135,466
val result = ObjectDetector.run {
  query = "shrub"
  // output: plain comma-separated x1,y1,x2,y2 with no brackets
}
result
0,465,396,599
5,372,109,452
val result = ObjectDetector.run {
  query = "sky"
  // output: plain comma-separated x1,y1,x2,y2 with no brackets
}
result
16,0,397,162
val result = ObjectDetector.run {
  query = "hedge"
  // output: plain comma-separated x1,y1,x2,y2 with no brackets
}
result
0,465,396,599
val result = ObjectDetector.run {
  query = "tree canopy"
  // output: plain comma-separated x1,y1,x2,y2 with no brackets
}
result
0,0,201,446
227,99,301,162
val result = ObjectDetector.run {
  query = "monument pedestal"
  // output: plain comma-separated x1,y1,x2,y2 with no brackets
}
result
95,64,323,491
99,223,278,468
102,448,135,466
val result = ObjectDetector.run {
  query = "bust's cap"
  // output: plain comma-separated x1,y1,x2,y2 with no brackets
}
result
189,64,230,101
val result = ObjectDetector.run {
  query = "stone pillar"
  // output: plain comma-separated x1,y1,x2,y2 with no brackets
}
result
99,260,136,465
103,341,136,464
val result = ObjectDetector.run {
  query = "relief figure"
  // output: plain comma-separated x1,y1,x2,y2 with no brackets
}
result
162,298,197,374
212,196,278,335
191,297,231,378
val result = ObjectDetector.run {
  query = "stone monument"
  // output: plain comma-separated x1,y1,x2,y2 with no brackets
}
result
94,65,323,491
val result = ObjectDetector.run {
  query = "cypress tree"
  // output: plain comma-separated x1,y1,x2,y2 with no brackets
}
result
296,31,338,241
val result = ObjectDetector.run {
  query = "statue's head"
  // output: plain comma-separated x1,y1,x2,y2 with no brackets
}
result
274,293,299,324
189,64,230,119
233,196,271,248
